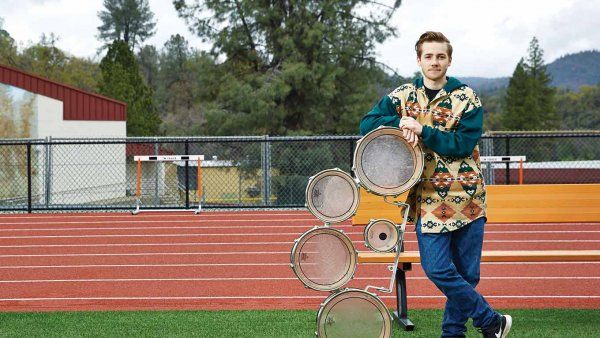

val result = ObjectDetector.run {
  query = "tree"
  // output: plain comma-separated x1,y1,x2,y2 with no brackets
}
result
137,44,160,90
502,37,558,130
0,17,18,66
0,17,12,40
97,0,156,50
556,85,600,130
19,34,68,80
99,40,161,136
16,34,100,93
157,34,207,135
173,0,402,135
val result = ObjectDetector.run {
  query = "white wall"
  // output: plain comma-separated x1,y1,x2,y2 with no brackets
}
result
35,95,126,138
34,94,127,205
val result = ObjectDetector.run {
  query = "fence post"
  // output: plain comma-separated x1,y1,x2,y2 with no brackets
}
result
44,136,52,207
185,139,190,209
153,138,159,205
26,142,32,213
505,137,510,185
261,135,271,206
349,139,355,173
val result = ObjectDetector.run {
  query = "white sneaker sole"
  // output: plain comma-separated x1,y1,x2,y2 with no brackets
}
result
502,315,512,338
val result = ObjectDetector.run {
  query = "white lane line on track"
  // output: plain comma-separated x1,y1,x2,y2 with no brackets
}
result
1,262,600,269
0,263,291,268
0,230,597,240
0,295,598,301
1,277,599,283
0,232,362,239
1,239,599,249
0,242,296,248
3,246,600,258
0,252,291,257
1,227,598,233
0,238,600,245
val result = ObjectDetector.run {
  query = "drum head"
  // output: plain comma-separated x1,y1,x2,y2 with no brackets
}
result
353,127,424,196
364,219,400,253
306,169,360,223
291,227,357,291
316,289,392,338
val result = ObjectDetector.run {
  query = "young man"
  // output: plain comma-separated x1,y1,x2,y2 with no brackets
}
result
359,31,512,338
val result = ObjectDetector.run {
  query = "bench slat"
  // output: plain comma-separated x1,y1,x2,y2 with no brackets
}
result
352,184,600,225
358,250,600,263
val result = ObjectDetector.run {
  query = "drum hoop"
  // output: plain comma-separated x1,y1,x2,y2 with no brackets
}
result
364,219,400,253
316,288,392,338
305,169,360,223
353,127,424,196
290,227,357,292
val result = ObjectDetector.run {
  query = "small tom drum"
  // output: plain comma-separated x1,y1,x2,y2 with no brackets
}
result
306,169,360,223
316,289,392,338
353,126,424,196
291,227,357,291
364,219,400,253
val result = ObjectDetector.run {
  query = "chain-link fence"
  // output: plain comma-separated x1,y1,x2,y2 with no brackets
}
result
480,131,600,184
1,132,598,212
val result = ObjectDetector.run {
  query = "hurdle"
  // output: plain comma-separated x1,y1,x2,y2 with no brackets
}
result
480,155,526,184
132,155,204,215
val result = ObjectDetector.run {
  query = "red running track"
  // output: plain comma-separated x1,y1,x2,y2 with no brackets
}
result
0,210,599,312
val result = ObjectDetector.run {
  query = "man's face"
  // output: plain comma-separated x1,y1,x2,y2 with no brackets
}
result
417,42,452,82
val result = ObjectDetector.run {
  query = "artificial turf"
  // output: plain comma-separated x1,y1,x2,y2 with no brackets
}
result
0,309,598,337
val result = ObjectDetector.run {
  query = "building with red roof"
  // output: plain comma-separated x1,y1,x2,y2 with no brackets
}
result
1,63,129,204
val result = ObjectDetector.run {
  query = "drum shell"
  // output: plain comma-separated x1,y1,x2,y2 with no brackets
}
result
305,168,360,224
290,227,357,292
353,126,424,196
316,288,392,338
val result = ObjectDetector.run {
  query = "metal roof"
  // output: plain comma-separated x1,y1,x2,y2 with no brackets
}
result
0,63,126,121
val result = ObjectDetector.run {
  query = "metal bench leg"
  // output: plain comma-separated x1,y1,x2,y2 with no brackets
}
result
394,262,414,331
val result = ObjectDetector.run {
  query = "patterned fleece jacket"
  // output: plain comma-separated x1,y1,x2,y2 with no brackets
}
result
359,76,487,233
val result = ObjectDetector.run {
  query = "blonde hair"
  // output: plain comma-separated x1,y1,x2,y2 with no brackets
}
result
415,31,452,59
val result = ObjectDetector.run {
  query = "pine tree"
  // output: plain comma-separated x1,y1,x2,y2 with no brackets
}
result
525,37,558,129
97,0,156,50
137,45,159,90
99,40,161,136
173,0,401,135
502,37,558,130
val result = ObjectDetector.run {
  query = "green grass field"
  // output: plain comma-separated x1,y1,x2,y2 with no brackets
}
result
0,309,599,337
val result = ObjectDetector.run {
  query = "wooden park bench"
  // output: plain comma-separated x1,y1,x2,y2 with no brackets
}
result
352,184,600,330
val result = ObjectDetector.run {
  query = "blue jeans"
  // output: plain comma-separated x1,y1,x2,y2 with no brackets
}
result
416,217,500,337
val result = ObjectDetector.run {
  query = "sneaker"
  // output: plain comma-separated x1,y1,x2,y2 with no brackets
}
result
481,315,512,338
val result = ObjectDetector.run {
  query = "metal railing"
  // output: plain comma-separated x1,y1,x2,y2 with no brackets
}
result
1,131,598,212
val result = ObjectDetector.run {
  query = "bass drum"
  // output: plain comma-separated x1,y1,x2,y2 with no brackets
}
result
353,126,424,196
316,289,392,338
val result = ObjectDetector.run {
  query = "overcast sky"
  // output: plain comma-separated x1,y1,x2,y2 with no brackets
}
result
1,0,598,78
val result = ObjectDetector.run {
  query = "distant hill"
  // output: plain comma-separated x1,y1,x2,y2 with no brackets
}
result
456,50,600,95
456,77,509,96
547,50,600,91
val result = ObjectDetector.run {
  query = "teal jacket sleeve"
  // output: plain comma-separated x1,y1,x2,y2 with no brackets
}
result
420,106,484,157
359,95,400,135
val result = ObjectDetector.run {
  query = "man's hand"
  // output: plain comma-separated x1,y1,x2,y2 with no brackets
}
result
400,117,422,147
400,116,423,135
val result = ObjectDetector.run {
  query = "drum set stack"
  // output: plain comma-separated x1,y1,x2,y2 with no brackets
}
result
290,127,425,338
